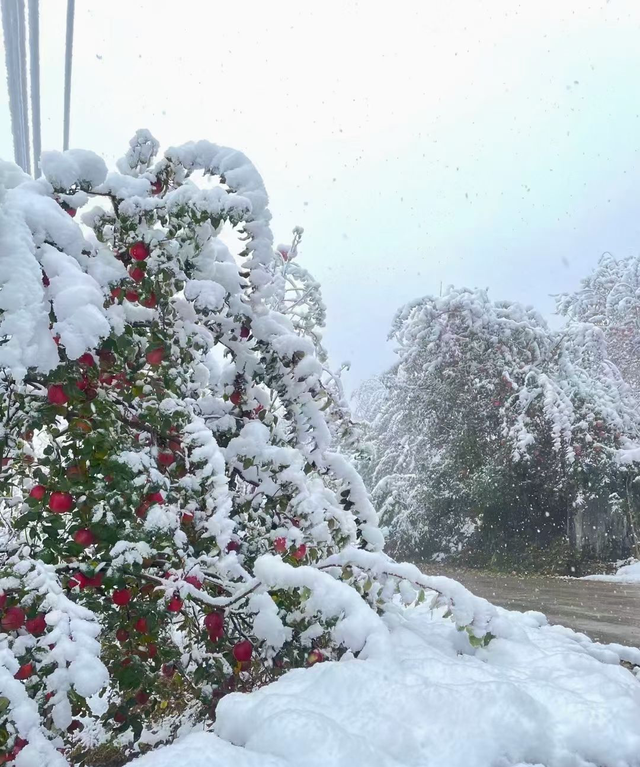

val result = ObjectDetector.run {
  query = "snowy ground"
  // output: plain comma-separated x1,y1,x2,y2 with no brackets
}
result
127,603,640,767
583,559,640,584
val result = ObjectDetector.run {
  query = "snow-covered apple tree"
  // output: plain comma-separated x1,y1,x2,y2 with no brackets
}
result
357,287,640,560
0,133,495,766
557,252,640,398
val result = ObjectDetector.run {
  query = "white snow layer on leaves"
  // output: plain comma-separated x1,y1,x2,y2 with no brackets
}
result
126,603,640,767
40,149,108,190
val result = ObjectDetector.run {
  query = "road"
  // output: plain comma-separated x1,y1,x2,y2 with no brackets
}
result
421,567,640,648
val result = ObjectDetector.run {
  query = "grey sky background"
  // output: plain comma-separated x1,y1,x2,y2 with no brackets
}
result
2,1,640,391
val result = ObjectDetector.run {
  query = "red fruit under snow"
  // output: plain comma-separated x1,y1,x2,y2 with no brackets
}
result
136,501,150,519
47,384,68,406
307,649,324,665
135,617,148,633
29,484,46,500
14,663,34,680
158,451,174,467
232,640,253,663
114,711,126,724
42,274,50,287
0,592,7,609
68,572,89,590
292,544,307,561
161,663,176,678
48,491,73,514
181,511,194,524
167,596,183,613
229,390,242,406
147,492,164,504
73,528,96,547
130,242,149,261
1,606,25,631
116,628,129,642
142,292,157,308
111,287,123,300
226,540,240,553
125,290,139,302
135,690,150,705
147,643,158,658
273,537,287,553
85,572,103,589
184,575,202,589
76,375,91,391
129,266,145,283
112,588,132,606
146,347,164,365
240,325,250,339
66,206,77,217
204,612,224,635
150,179,163,195
25,613,47,636
77,352,95,366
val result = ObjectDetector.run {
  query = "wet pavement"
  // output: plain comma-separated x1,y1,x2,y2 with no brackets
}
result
421,567,640,648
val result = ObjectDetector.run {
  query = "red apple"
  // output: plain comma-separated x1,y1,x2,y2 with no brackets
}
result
240,325,250,339
77,352,95,367
147,643,158,658
226,540,240,553
48,491,74,514
147,491,164,504
130,242,149,261
42,274,50,287
111,287,123,300
125,290,139,302
232,640,253,663
73,528,96,547
142,292,157,308
158,451,174,467
273,537,287,553
112,588,132,606
0,593,7,609
136,502,150,519
29,484,46,500
135,690,149,705
76,375,91,391
1,606,25,631
134,617,148,633
68,572,89,590
129,266,145,283
292,544,307,561
182,511,194,524
150,180,163,195
25,613,47,636
14,663,34,680
229,390,242,406
161,663,176,678
204,612,224,635
66,207,77,217
167,596,183,613
184,575,202,590
307,649,324,665
85,572,103,589
114,711,126,724
116,628,129,642
146,347,164,366
47,384,68,406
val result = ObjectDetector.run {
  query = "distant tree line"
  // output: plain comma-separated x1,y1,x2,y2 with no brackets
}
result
353,256,640,570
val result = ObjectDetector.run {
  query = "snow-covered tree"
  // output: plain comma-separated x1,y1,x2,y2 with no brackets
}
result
557,253,640,397
0,134,494,766
359,287,640,560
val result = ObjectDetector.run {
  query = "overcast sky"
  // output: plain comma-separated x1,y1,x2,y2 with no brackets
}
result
2,0,640,390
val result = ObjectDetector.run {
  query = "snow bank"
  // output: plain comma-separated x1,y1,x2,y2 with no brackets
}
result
583,559,640,584
127,604,640,767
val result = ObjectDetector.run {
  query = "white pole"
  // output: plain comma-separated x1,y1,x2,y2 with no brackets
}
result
63,0,74,151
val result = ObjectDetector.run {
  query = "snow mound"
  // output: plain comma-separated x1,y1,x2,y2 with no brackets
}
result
583,559,640,584
127,604,640,767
